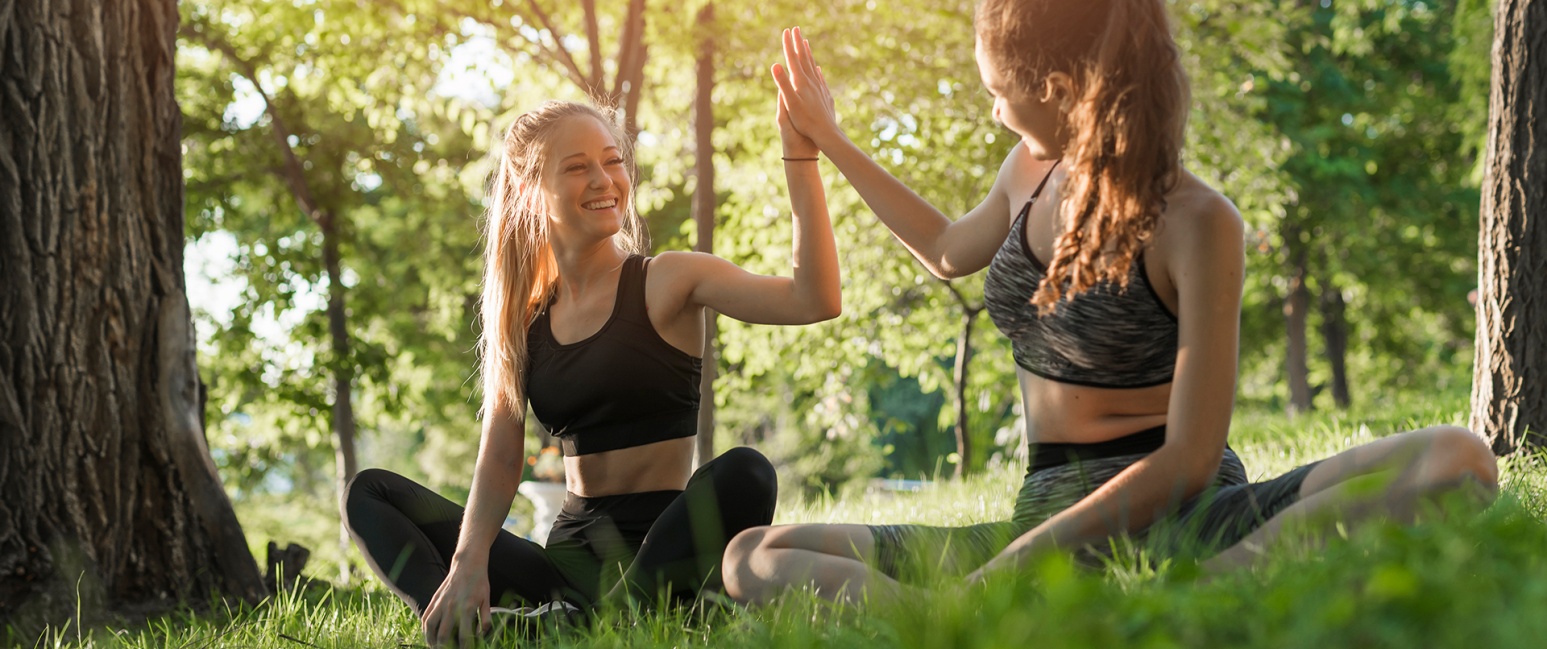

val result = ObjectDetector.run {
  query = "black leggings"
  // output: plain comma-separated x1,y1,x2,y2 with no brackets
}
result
342,447,777,613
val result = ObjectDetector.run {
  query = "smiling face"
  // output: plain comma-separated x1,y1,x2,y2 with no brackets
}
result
976,39,1069,160
540,115,632,242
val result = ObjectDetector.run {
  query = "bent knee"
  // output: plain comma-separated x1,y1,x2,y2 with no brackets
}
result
717,447,777,483
342,468,399,519
1420,425,1499,492
725,526,771,563
710,447,779,503
722,526,773,600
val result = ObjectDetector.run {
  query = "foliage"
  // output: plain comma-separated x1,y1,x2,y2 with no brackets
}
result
708,0,1299,484
178,0,501,497
175,0,1490,508
1240,0,1483,408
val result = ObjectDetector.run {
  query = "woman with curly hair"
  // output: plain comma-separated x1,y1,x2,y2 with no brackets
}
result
723,10,1497,604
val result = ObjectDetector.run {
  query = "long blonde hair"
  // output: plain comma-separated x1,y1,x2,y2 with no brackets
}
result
976,0,1189,312
478,101,648,417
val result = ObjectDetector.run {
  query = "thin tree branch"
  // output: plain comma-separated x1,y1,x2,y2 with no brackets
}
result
581,0,604,88
182,22,327,229
614,0,648,138
524,0,594,95
940,279,984,314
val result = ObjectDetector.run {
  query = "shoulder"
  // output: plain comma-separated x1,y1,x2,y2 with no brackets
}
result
1152,171,1244,266
643,250,736,296
992,141,1058,194
648,250,725,278
981,141,1059,228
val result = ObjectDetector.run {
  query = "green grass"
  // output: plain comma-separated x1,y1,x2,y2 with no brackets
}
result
29,396,1547,648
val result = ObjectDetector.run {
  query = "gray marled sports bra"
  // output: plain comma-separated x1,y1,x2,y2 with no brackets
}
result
983,165,1179,388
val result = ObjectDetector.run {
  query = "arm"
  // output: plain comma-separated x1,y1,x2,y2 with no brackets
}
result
421,400,526,647
970,195,1246,577
649,31,843,327
775,27,1027,279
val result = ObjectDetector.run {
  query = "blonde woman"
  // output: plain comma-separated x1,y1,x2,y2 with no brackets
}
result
722,15,1497,604
344,95,838,646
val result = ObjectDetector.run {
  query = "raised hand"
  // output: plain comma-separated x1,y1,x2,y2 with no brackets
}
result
770,26,841,152
776,85,819,158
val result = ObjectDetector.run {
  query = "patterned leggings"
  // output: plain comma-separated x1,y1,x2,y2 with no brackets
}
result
869,444,1319,580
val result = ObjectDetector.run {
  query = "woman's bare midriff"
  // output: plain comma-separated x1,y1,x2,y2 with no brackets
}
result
1019,369,1172,445
563,436,696,497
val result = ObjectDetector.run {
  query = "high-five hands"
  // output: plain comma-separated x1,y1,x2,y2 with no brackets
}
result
770,26,841,154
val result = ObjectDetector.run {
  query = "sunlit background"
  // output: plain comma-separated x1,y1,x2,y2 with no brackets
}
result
173,0,1493,579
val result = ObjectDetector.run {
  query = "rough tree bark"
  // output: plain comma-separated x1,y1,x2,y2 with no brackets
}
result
1471,0,1547,455
0,0,265,633
692,2,717,466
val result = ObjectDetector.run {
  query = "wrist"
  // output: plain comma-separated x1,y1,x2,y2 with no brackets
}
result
809,126,848,153
450,549,489,571
782,145,820,159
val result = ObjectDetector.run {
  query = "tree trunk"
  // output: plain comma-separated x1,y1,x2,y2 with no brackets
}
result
1284,228,1314,415
1320,277,1351,409
1472,0,1547,455
321,217,357,581
0,0,266,632
692,2,717,466
951,308,981,479
322,223,358,487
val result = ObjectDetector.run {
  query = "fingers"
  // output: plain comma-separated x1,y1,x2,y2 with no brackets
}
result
422,596,441,645
791,27,818,84
437,610,454,648
458,608,473,649
433,613,451,648
797,31,818,80
782,29,800,92
770,63,795,98
480,602,491,635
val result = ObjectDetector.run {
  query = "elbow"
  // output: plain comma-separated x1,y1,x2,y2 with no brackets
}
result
817,288,843,321
801,296,843,323
1153,443,1225,503
1183,450,1225,497
928,256,967,280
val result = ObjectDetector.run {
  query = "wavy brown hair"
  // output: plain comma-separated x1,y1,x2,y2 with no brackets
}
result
478,101,648,418
976,0,1189,312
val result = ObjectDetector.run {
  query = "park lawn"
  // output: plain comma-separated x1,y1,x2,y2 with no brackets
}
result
34,394,1547,649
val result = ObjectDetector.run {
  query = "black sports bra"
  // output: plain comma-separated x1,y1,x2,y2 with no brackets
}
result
982,163,1179,388
525,255,702,456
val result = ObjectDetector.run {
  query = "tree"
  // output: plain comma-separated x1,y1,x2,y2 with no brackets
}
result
1250,0,1481,414
692,2,720,464
0,0,265,633
177,2,493,576
1471,0,1547,454
183,12,368,522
